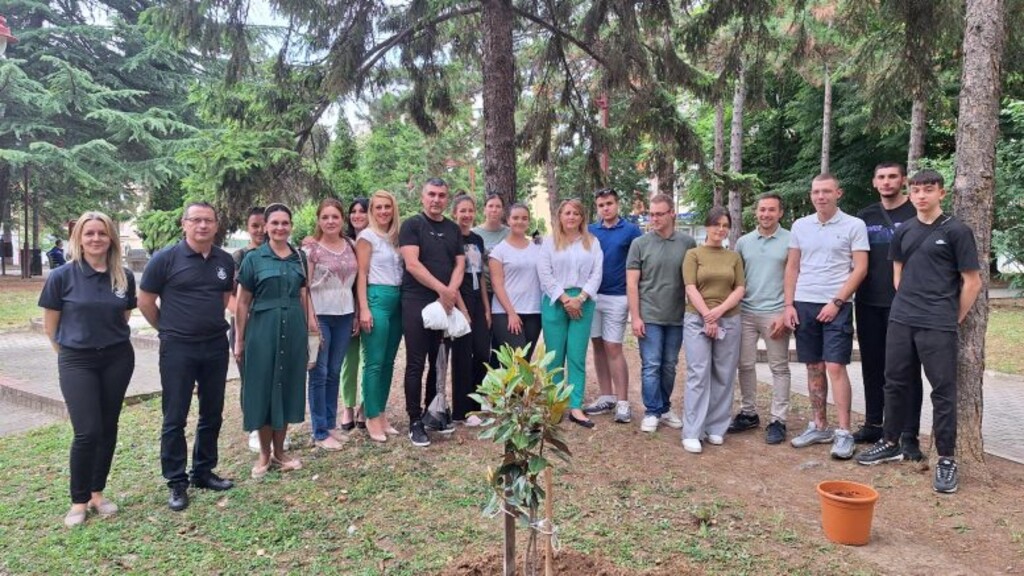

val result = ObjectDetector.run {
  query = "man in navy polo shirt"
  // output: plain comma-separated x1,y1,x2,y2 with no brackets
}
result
585,188,642,423
139,202,236,511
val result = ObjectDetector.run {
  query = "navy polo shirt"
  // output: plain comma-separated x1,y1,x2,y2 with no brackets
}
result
38,262,137,349
589,217,643,296
140,240,235,342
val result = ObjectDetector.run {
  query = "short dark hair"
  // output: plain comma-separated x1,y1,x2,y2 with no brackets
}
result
812,173,840,187
594,187,618,200
184,201,217,219
423,177,449,190
908,169,945,187
264,203,293,220
248,206,265,218
508,202,530,216
756,193,784,211
705,206,731,227
649,194,673,209
874,162,906,176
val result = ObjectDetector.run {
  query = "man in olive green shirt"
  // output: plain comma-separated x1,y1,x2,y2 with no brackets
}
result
626,194,697,433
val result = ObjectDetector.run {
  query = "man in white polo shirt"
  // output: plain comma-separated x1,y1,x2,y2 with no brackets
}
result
783,174,868,459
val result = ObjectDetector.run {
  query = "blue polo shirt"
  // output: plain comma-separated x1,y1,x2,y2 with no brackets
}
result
140,240,235,342
38,261,137,349
589,217,642,296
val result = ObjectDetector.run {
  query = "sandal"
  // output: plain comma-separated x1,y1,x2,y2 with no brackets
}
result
271,456,303,472
87,498,118,518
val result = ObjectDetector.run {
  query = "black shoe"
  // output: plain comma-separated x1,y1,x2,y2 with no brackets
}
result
900,433,924,462
851,424,883,444
855,439,903,465
934,457,959,493
168,484,189,512
409,420,431,447
568,413,596,429
727,412,760,433
765,421,787,445
339,421,356,432
191,472,234,491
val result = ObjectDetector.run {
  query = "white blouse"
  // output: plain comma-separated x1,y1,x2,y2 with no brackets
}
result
536,235,603,302
357,229,403,286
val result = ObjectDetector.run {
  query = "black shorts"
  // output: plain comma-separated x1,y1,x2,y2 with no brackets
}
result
794,301,854,364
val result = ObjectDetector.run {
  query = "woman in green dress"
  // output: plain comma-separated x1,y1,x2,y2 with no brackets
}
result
235,204,318,478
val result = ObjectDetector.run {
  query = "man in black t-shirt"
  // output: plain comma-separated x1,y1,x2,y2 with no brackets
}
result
853,162,924,458
399,178,465,447
855,170,982,495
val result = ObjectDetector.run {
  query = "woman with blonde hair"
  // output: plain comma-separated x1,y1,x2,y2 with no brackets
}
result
39,211,136,527
356,190,404,442
304,198,358,451
537,199,603,428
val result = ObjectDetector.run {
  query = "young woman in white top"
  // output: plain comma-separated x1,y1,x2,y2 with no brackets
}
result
537,199,603,428
356,190,404,442
304,198,358,451
489,203,543,360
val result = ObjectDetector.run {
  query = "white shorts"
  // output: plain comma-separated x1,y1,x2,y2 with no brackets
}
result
590,294,629,343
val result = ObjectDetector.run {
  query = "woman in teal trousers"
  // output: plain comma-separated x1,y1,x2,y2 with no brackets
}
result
537,198,603,428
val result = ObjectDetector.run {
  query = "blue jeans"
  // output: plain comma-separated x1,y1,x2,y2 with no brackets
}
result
308,314,354,440
638,323,683,417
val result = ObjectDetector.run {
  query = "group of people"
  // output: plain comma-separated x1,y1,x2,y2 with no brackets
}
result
39,164,981,527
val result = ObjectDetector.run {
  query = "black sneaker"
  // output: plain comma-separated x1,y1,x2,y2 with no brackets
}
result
851,424,883,444
934,457,959,493
727,412,760,433
855,439,903,465
765,420,787,445
900,433,924,462
409,420,431,447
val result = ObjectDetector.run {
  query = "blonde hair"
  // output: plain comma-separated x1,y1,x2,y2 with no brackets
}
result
368,190,401,246
68,211,128,293
552,199,593,251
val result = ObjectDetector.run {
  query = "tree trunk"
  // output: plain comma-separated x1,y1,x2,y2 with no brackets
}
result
657,135,675,196
951,0,1005,477
545,158,559,226
728,62,746,247
820,64,832,175
480,0,518,208
0,163,11,268
713,98,725,208
908,95,927,173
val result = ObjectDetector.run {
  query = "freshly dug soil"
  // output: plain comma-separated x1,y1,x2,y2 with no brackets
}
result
442,548,701,575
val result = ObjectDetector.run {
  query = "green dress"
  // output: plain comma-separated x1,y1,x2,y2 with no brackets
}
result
238,243,309,431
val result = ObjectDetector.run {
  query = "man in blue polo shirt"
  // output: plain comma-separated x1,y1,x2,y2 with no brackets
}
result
139,202,236,511
585,188,642,423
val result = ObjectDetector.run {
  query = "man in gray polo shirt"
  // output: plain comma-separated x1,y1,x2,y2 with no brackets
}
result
783,174,868,459
626,194,697,433
730,193,792,444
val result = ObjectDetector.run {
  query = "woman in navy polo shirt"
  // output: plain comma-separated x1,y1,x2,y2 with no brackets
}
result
39,211,137,528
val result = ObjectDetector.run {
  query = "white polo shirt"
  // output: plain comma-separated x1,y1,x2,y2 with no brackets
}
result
789,209,869,304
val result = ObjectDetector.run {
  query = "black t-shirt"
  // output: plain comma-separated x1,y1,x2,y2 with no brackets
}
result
38,262,137,349
399,213,464,301
889,215,980,332
856,200,918,307
460,231,486,302
139,240,235,341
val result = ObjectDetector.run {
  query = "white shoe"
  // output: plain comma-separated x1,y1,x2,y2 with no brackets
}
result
660,412,683,429
247,431,260,453
682,438,703,453
706,434,724,445
640,415,659,433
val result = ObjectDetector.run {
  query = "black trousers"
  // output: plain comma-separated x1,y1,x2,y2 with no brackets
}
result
449,294,489,420
58,341,135,504
883,322,958,456
159,336,229,486
402,299,443,421
856,302,922,434
491,313,542,362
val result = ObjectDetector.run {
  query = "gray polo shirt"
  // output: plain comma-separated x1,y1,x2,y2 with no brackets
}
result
626,230,696,325
789,209,869,304
735,226,790,314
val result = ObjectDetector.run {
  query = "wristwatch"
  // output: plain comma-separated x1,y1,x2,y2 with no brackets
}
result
832,298,845,307
578,292,589,302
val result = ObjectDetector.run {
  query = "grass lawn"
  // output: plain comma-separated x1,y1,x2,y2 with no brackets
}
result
0,277,42,332
985,307,1024,374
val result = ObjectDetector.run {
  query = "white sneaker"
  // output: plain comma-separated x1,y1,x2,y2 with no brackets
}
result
660,411,683,429
706,434,724,445
682,438,703,453
613,401,632,424
640,415,659,432
247,431,260,453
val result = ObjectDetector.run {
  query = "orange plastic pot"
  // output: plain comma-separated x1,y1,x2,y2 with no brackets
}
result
816,480,879,546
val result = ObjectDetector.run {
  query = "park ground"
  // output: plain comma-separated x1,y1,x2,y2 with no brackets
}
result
1,275,1023,575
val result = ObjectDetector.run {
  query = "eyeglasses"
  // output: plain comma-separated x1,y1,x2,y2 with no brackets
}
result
184,217,216,225
649,210,673,218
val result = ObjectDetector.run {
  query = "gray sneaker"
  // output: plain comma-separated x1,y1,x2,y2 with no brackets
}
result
790,422,834,448
583,396,617,415
613,401,631,424
830,429,856,460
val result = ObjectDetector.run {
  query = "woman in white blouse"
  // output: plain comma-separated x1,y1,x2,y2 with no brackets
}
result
356,190,404,442
489,203,543,359
538,199,603,428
